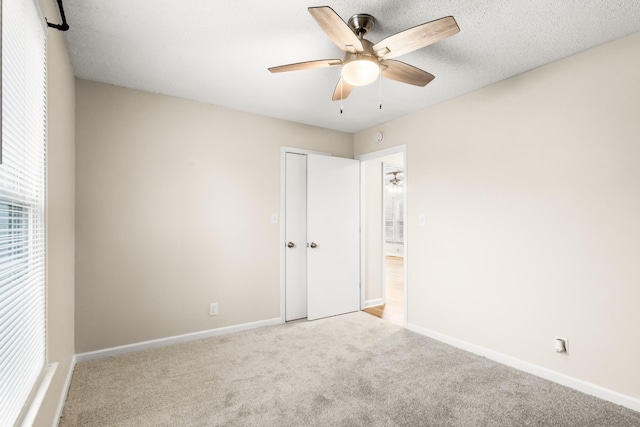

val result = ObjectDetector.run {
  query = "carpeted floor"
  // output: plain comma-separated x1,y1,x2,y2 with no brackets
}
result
60,312,640,426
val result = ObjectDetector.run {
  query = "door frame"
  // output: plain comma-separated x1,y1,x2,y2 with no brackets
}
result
356,145,408,326
279,147,331,323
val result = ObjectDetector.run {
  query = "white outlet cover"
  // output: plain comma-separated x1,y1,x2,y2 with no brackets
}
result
209,303,218,316
555,337,568,353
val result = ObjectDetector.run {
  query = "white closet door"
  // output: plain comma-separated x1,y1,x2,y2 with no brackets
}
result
285,153,307,321
306,154,360,320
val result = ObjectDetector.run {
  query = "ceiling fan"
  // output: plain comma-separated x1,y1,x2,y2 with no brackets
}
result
268,6,460,101
386,170,404,186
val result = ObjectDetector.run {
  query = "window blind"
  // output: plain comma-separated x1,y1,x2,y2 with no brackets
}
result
0,0,47,424
384,196,404,244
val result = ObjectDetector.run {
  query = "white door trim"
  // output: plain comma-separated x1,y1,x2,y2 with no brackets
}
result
356,145,408,326
280,147,332,323
357,146,405,162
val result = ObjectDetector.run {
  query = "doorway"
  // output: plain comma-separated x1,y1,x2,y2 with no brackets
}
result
358,147,407,326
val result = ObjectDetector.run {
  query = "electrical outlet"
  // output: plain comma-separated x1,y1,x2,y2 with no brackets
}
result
555,337,568,353
209,303,218,316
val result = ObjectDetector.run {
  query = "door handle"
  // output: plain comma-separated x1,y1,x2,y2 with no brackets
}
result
310,242,318,249
287,242,295,248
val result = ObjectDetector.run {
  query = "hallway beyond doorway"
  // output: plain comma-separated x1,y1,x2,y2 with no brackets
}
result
363,256,404,325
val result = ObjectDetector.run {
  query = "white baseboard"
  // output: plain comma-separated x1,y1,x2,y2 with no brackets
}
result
406,323,640,413
53,356,76,427
76,317,283,363
363,298,384,309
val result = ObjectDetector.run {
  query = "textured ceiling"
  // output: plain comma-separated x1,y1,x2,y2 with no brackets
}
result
62,1,640,133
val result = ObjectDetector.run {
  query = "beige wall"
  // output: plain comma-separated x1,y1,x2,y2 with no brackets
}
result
355,32,640,400
36,0,76,425
75,80,353,353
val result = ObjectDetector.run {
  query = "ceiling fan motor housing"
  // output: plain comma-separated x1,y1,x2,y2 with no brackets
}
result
348,14,375,37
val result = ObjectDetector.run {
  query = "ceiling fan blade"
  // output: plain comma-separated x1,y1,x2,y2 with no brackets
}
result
308,6,364,52
373,16,459,59
332,78,354,101
381,60,435,86
268,59,342,73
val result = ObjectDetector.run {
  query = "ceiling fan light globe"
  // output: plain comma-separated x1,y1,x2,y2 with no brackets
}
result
342,58,380,86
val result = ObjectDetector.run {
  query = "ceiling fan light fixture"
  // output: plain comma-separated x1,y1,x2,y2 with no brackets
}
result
341,56,379,86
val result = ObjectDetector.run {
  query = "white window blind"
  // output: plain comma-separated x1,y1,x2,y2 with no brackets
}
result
0,0,47,424
384,196,404,243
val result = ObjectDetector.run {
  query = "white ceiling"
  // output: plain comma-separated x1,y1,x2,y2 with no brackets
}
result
62,1,640,133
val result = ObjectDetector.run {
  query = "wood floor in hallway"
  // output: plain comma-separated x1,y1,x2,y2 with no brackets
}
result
363,255,404,325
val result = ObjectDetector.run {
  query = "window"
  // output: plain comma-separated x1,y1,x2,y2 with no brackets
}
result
0,0,48,424
384,196,404,243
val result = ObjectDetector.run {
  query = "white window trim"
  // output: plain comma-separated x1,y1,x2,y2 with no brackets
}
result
0,0,55,425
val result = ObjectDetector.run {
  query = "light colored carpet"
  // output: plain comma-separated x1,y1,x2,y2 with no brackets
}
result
60,312,640,426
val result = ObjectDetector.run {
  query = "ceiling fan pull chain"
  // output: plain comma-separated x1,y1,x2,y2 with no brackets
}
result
340,80,344,114
378,68,383,110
